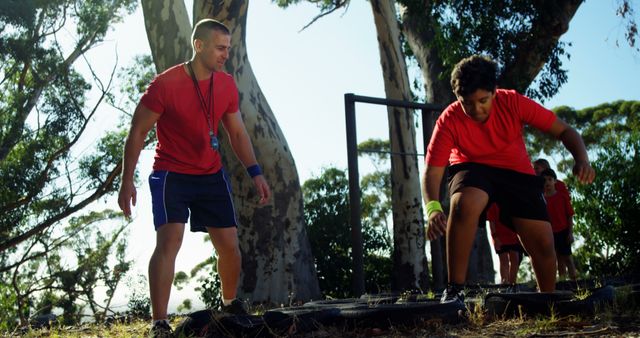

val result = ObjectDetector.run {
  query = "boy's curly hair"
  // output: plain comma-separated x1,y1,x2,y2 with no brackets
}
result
450,55,498,97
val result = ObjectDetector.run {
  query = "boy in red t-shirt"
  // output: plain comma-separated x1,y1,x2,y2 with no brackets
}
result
541,168,578,281
422,55,595,303
487,204,524,286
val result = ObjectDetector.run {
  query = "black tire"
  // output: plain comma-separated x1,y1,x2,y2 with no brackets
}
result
303,298,369,309
174,310,267,338
339,299,466,326
359,293,400,304
485,285,615,317
263,305,341,334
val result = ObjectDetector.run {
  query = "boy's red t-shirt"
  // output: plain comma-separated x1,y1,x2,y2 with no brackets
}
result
486,204,519,246
426,89,557,175
545,191,575,233
140,64,239,175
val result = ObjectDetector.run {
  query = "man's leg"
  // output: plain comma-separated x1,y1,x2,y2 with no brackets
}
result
149,223,185,320
513,218,556,292
447,187,489,284
207,227,241,301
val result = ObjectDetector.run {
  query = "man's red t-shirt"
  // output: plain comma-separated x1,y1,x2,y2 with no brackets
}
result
486,204,519,246
140,64,239,175
545,191,574,233
426,89,557,175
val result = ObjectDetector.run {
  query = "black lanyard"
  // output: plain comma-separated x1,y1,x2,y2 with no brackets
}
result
187,61,218,150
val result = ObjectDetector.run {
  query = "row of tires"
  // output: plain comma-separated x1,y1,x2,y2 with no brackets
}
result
175,284,637,337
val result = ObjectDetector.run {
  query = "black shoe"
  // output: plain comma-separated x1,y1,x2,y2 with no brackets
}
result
221,299,249,315
441,284,465,303
507,284,519,293
149,320,173,338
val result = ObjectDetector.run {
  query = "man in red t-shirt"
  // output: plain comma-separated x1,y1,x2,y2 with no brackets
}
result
487,204,524,286
541,168,578,281
118,19,271,336
421,55,595,303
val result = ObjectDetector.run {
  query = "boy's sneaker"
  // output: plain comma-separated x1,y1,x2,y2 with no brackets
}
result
441,284,465,303
149,320,173,338
221,299,249,315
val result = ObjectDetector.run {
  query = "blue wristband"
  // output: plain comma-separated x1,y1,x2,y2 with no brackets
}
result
247,164,262,178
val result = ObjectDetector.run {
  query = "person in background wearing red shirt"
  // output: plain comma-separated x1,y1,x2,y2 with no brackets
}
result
533,158,570,198
541,168,578,281
118,19,271,337
422,55,595,303
487,204,524,288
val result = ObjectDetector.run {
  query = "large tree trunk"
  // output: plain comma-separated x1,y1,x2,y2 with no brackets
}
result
142,0,320,304
369,0,429,292
399,2,493,286
193,0,320,304
499,0,582,93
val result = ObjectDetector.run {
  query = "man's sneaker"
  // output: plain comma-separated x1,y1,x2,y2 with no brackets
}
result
149,320,173,338
441,284,465,303
221,298,249,315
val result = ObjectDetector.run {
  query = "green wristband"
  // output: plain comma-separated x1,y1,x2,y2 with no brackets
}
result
426,200,443,218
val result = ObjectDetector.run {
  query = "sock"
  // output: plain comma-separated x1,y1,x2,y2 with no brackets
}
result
223,298,235,306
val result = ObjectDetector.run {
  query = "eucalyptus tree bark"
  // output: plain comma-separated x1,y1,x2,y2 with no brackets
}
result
369,0,429,291
181,0,316,303
398,3,492,286
498,0,582,93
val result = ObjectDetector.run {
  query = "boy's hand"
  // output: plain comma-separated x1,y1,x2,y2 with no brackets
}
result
426,211,447,240
573,160,595,184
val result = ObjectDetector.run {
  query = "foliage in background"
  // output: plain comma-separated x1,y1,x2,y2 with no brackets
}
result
301,139,393,298
527,101,640,276
0,0,156,331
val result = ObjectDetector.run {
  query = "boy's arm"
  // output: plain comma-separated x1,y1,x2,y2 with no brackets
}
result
546,118,595,184
421,165,447,240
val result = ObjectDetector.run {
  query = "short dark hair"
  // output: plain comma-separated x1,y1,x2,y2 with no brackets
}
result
450,55,498,97
540,168,557,180
192,18,230,43
533,158,551,169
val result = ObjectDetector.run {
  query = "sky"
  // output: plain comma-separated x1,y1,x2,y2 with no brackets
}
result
79,1,639,311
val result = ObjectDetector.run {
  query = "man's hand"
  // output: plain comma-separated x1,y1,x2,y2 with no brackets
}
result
118,180,137,218
572,160,595,184
253,175,271,205
426,211,447,240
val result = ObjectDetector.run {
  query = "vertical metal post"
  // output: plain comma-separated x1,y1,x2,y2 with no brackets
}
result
344,93,365,297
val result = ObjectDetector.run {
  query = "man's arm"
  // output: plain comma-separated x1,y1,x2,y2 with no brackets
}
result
421,165,447,240
117,104,160,217
221,112,270,205
546,118,595,184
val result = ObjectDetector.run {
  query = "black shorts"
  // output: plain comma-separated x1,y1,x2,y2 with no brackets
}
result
553,228,573,255
448,162,549,231
149,170,238,232
496,243,525,256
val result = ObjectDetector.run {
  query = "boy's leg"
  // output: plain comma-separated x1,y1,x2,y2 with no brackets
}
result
447,187,489,284
207,227,241,301
507,250,520,284
498,253,510,284
149,223,186,320
557,256,568,280
566,255,577,281
512,218,556,292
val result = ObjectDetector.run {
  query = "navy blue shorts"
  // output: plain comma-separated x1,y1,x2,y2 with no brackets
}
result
148,170,238,232
448,162,549,231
